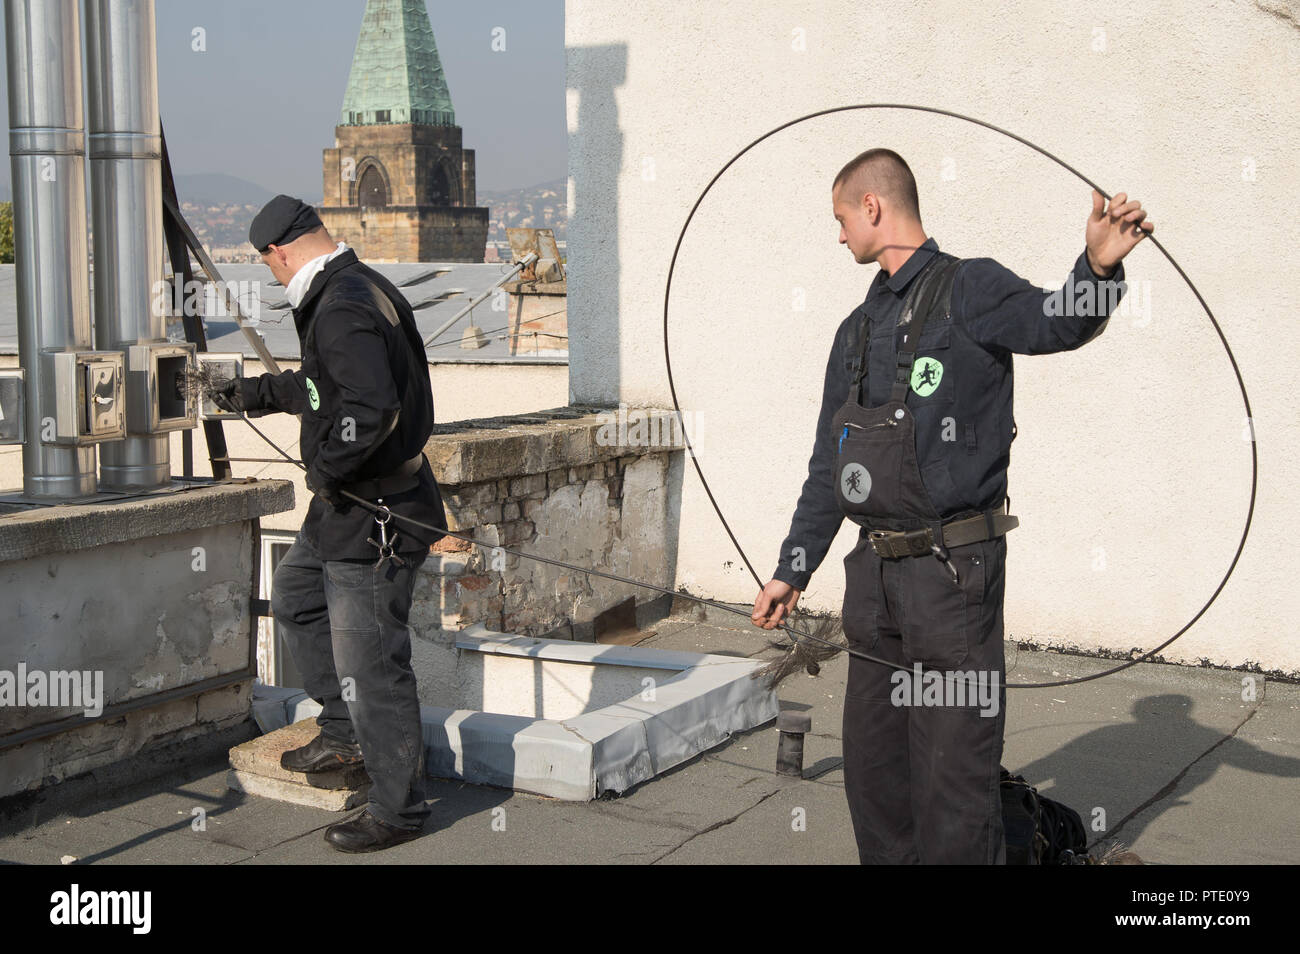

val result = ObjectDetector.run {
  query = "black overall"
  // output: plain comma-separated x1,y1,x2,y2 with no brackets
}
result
835,254,1009,865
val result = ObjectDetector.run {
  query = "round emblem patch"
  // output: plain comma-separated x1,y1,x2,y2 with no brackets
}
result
840,462,871,504
306,377,320,410
910,357,943,397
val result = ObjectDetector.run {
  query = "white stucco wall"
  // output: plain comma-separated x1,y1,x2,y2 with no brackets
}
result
565,0,1300,671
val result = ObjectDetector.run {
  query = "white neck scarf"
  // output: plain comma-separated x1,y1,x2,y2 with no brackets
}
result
285,242,348,308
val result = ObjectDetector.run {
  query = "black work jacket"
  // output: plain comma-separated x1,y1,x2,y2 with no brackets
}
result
772,238,1127,591
242,249,447,559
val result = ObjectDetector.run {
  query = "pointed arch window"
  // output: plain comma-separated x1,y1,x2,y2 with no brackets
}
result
359,165,387,208
430,162,452,205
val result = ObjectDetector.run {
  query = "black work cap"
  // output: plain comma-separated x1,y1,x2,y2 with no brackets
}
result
249,194,323,253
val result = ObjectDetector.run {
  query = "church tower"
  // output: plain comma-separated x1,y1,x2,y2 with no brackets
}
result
318,0,489,262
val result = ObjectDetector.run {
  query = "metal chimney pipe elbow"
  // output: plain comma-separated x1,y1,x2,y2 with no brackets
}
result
5,0,98,498
84,0,170,490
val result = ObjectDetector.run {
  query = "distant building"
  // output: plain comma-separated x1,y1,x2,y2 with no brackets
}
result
318,0,489,263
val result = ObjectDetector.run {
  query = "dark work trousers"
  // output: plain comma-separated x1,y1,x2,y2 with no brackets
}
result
270,530,431,831
841,529,1008,864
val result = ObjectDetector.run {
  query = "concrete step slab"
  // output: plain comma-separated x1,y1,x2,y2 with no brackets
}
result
227,719,370,811
228,719,369,790
226,770,369,812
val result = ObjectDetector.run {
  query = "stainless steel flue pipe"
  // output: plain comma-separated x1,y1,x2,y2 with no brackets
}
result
85,0,168,490
5,0,98,498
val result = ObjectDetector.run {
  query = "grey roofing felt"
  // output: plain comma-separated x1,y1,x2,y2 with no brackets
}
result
0,262,567,364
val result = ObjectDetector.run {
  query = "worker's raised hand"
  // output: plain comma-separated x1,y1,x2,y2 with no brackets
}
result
752,578,801,631
1085,189,1153,277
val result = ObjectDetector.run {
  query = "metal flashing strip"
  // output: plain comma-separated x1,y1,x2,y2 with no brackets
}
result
253,625,779,801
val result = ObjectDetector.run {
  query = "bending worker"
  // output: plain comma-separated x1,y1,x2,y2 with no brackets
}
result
750,149,1152,864
213,195,447,853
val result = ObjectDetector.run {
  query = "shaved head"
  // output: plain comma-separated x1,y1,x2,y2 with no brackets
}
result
260,223,338,287
832,148,921,222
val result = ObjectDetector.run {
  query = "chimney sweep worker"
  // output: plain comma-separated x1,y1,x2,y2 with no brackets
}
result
750,150,1152,864
212,195,448,853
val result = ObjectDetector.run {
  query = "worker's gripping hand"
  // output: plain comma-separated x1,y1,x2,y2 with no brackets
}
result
1085,189,1153,277
305,466,346,510
210,377,268,415
752,579,802,631
210,378,245,413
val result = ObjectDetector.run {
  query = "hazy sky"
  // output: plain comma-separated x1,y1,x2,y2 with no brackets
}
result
1,0,566,195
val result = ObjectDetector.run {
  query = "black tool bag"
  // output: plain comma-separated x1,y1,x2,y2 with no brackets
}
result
1000,767,1089,864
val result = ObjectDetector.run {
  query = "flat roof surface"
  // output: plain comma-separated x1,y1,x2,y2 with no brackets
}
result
0,615,1293,865
0,261,567,364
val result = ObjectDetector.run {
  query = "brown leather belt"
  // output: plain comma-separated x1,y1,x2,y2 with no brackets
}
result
342,453,425,500
868,511,1019,559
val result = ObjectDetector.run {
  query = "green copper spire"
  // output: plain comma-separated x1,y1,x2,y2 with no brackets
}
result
340,0,455,127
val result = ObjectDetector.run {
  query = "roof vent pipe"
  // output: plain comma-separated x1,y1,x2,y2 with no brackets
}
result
84,0,170,490
4,0,99,498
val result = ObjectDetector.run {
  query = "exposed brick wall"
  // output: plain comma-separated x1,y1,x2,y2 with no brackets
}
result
1,680,256,799
411,408,685,647
416,454,673,639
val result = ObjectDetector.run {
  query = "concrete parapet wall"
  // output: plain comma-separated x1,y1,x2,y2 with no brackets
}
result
0,480,294,801
414,407,685,704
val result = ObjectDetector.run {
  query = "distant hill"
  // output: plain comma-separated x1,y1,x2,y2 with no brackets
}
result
478,177,567,244
478,176,566,209
175,173,322,207
176,173,275,206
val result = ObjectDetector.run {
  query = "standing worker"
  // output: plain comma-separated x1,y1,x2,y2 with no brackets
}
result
750,150,1152,863
212,195,448,853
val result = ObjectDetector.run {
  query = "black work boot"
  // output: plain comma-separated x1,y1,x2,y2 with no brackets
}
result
324,810,426,853
280,733,364,773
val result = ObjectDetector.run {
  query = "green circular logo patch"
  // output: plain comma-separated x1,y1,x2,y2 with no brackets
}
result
306,377,320,410
910,357,943,397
